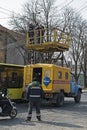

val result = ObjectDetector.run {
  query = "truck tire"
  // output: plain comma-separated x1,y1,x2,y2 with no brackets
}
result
74,90,81,103
56,92,64,107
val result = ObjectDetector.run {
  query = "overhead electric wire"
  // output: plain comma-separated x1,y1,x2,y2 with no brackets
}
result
56,0,87,24
0,7,21,20
57,0,74,12
72,2,87,19
68,0,87,16
0,6,17,14
0,17,12,19
0,16,19,20
77,4,87,12
0,10,10,15
56,0,69,8
0,6,18,19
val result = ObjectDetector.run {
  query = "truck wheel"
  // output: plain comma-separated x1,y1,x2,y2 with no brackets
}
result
74,90,81,103
56,92,64,107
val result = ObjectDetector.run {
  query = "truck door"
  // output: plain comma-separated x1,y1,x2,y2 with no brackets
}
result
33,68,42,84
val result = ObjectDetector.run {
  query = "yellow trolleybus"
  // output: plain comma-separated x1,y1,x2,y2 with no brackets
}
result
0,63,24,100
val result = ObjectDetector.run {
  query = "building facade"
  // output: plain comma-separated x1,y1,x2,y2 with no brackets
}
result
0,25,25,65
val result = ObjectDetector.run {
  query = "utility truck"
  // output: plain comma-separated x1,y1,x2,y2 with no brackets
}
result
24,63,82,106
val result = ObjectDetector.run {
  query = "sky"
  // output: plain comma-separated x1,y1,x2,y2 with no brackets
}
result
0,0,87,29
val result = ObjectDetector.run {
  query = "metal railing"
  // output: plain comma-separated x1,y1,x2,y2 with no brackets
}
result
26,28,70,47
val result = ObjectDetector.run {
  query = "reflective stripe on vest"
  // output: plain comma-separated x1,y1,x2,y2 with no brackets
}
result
29,95,41,97
30,87,41,89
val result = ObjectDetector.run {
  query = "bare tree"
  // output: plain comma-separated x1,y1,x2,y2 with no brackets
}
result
80,20,87,87
58,7,87,84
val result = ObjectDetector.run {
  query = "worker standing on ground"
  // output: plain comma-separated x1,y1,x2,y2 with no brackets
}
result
26,77,43,121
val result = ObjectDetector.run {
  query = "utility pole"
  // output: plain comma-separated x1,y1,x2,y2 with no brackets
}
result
4,29,7,63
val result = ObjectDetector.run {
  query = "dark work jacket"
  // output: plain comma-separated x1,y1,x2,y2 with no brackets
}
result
26,81,42,102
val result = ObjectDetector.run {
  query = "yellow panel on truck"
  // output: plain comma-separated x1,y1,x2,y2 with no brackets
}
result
25,63,70,93
42,64,53,92
53,65,70,93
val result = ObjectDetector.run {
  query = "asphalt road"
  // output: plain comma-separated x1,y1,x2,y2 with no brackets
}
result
0,92,87,130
